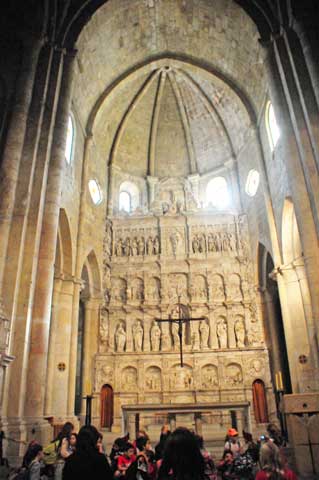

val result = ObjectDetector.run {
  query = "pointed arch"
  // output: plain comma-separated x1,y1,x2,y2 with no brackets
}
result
83,249,102,298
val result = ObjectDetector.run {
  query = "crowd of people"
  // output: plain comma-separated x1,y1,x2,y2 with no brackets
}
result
8,422,298,480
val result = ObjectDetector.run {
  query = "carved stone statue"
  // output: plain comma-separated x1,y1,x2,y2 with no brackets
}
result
234,319,246,348
171,321,180,351
115,323,126,352
192,235,199,253
147,236,154,255
198,234,206,253
217,319,228,348
170,231,181,256
131,237,138,256
199,320,210,349
124,237,131,256
133,320,143,352
153,236,160,255
191,326,200,350
99,307,109,347
150,322,161,351
115,238,123,256
138,236,145,255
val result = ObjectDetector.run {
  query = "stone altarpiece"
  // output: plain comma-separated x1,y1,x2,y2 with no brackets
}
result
94,178,274,434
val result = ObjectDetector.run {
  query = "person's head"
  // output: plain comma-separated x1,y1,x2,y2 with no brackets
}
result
137,430,149,440
260,441,282,470
70,432,77,448
159,427,205,480
222,450,233,464
161,425,170,435
227,428,238,442
24,444,43,467
56,421,74,441
76,425,101,456
136,436,151,452
123,442,135,458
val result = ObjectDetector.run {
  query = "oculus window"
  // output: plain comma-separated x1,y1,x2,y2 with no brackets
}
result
266,102,280,150
88,179,102,205
206,176,230,209
65,115,74,164
245,169,260,197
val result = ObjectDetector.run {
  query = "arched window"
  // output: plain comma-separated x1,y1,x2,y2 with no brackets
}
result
119,191,131,212
119,181,140,213
65,115,74,164
245,169,260,197
266,102,280,150
88,179,102,205
206,176,230,208
252,379,269,423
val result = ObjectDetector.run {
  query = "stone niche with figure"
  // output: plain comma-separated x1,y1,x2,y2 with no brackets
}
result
94,205,274,432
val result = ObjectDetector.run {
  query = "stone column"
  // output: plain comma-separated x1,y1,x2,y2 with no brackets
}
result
146,176,158,206
264,42,319,364
24,49,77,419
67,281,82,416
292,19,319,109
81,298,100,415
44,276,62,416
0,36,43,307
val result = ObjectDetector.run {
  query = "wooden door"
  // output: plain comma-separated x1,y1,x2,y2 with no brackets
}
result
100,384,114,429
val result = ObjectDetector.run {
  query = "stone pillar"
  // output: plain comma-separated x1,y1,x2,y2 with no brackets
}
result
24,49,77,419
81,298,100,415
227,307,236,349
52,277,76,417
265,41,319,364
44,276,62,416
146,176,158,207
0,36,43,306
67,281,82,416
292,19,319,110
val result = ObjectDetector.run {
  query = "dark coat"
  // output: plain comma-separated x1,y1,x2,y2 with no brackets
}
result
63,451,112,480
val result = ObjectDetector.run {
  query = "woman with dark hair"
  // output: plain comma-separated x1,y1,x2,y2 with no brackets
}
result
54,422,75,480
195,435,216,480
256,440,297,480
22,443,44,480
155,425,170,461
63,425,112,480
158,427,205,480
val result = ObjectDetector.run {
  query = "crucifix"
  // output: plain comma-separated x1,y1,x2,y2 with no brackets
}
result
156,296,205,367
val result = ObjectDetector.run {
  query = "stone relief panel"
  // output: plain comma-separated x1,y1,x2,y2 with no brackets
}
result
115,322,126,352
145,277,161,303
170,364,193,390
209,274,225,303
190,275,207,302
168,273,188,303
226,274,243,302
225,363,243,386
128,277,144,302
201,364,218,389
95,363,114,391
145,366,162,391
111,277,127,304
121,366,138,391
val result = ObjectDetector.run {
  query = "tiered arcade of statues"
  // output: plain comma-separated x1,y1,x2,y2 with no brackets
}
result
95,179,273,432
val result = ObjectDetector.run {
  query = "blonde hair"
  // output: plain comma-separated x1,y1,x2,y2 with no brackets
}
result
260,441,284,479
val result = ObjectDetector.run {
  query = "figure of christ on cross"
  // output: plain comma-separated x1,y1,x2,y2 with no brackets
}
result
156,297,205,367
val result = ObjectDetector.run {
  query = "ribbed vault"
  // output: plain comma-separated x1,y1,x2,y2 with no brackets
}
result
92,59,251,178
